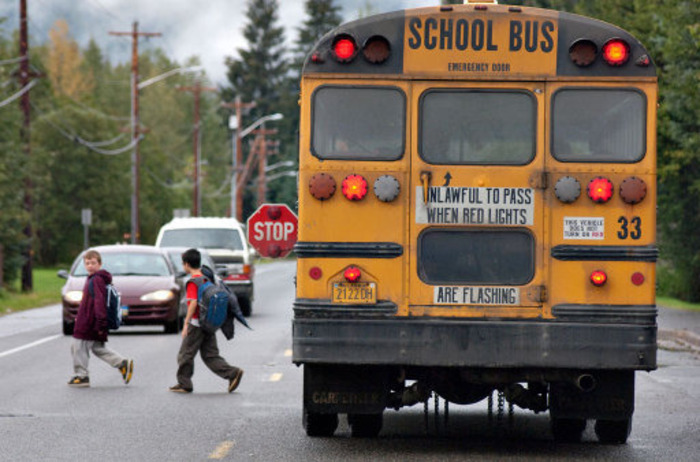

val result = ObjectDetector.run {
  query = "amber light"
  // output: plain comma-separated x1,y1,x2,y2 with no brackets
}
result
332,35,357,63
342,174,368,201
569,39,598,67
602,39,630,66
344,266,361,282
587,177,614,203
363,35,391,64
590,270,608,287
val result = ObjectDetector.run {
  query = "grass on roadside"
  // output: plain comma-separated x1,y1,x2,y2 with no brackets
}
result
656,296,700,312
0,267,64,316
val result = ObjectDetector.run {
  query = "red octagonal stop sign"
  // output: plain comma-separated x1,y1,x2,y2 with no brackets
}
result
247,203,298,258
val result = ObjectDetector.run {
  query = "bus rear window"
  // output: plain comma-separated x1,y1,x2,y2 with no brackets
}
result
552,89,645,162
311,86,405,160
419,90,536,165
418,229,534,285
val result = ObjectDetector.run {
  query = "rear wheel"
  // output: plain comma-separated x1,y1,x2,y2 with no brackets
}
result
348,413,383,438
303,407,338,437
62,321,74,336
239,297,252,317
164,318,180,334
551,417,587,443
595,418,632,444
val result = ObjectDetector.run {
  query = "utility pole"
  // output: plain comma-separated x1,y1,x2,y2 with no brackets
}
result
221,97,255,221
179,81,216,217
109,22,160,243
18,0,39,291
251,127,278,207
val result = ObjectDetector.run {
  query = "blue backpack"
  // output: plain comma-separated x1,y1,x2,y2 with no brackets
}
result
88,279,122,330
191,276,229,333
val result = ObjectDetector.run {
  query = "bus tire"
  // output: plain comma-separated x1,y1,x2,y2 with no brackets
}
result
551,417,587,442
594,417,632,444
303,407,338,437
348,413,383,438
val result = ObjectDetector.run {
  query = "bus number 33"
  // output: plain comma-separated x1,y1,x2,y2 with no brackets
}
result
618,216,642,240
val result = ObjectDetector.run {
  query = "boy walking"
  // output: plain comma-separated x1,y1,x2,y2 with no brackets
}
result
68,249,134,387
169,248,244,393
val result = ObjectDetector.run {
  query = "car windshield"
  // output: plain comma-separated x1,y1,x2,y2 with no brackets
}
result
159,229,244,250
73,252,171,277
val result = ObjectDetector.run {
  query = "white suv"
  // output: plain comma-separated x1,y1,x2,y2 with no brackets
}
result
155,217,255,316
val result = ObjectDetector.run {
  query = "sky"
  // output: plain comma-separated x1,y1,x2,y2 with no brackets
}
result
0,0,440,85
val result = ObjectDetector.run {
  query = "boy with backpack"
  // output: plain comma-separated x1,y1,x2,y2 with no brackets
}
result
68,249,134,388
169,248,244,393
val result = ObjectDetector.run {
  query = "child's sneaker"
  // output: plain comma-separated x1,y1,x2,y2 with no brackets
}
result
67,376,90,387
228,369,244,393
168,384,193,393
119,359,134,384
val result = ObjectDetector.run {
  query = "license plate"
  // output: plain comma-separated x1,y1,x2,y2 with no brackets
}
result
332,282,377,304
121,306,129,316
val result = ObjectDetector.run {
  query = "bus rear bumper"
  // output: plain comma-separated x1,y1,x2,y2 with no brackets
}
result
292,312,657,371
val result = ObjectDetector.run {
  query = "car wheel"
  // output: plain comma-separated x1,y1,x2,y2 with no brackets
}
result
62,321,74,336
348,413,383,438
595,418,632,444
239,297,252,317
303,407,338,437
164,318,180,334
551,417,587,443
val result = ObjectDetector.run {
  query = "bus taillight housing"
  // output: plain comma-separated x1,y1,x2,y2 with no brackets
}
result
590,270,608,287
587,177,614,203
344,266,362,282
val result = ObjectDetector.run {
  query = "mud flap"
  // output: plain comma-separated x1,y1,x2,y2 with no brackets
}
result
549,370,635,420
304,364,389,414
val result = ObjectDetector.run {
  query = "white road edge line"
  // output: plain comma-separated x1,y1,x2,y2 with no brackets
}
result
0,334,62,359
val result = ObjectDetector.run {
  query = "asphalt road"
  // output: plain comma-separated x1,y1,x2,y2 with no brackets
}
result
1,260,699,461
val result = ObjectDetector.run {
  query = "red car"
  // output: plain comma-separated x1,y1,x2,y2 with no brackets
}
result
58,245,185,335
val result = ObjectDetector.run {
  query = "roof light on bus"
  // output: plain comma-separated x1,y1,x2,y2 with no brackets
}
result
619,176,647,204
602,39,630,66
342,174,368,201
590,270,608,287
569,39,598,67
332,35,358,63
344,266,362,282
554,176,581,203
309,173,337,201
587,177,614,203
363,35,391,64
636,54,651,67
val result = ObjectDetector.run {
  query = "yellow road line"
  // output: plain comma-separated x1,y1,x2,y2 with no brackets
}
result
284,349,292,357
209,440,234,459
269,373,283,382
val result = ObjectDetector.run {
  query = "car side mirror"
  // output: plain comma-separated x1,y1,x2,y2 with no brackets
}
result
57,269,69,279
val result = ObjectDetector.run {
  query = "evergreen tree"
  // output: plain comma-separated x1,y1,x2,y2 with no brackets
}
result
293,0,342,73
223,0,288,219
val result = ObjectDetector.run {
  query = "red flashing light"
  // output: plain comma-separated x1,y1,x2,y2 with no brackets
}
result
587,177,614,203
602,39,630,66
342,174,368,201
631,272,645,286
590,270,608,287
344,266,362,282
332,35,357,63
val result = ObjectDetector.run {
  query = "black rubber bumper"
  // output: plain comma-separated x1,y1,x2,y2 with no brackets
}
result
293,316,657,371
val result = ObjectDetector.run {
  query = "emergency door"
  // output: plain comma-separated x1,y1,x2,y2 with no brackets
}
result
408,81,547,318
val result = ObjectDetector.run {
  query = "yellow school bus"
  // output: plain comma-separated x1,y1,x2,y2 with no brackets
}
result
293,0,657,443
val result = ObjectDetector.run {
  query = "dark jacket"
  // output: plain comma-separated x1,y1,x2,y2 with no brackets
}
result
73,269,112,342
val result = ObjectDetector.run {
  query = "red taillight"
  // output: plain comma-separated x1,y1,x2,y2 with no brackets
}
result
332,35,357,63
342,174,368,201
631,272,645,286
602,39,630,66
590,270,608,287
587,177,614,203
309,267,322,280
344,266,361,282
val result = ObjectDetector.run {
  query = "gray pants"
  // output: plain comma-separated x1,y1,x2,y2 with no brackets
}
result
71,339,125,378
176,324,239,390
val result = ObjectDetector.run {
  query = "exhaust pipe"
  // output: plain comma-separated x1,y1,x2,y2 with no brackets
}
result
575,374,597,392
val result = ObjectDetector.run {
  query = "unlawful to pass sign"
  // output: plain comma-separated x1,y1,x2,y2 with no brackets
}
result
247,204,298,258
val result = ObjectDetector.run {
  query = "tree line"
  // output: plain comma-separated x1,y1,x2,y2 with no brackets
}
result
1,0,700,302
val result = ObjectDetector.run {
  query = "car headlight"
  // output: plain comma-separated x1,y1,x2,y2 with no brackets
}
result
64,291,83,303
140,290,175,302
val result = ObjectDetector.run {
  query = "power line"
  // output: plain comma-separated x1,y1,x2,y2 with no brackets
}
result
0,80,36,108
0,56,25,66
